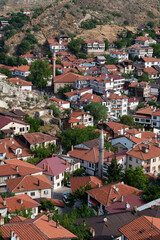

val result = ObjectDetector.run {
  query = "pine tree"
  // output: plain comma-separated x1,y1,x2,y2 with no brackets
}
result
105,155,123,183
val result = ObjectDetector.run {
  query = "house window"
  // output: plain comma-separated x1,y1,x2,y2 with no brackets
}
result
57,183,60,187
129,156,132,161
51,177,53,181
152,166,156,171
136,159,139,164
89,163,92,168
30,192,35,196
153,158,156,163
56,175,59,180
129,164,132,168
153,116,157,120
92,163,94,168
75,164,78,169
44,190,48,195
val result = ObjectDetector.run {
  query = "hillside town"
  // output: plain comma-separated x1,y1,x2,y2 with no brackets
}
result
0,3,160,240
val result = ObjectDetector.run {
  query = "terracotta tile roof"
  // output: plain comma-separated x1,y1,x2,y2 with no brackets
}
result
68,146,113,163
128,44,153,50
5,175,52,193
119,215,160,240
135,106,154,115
0,137,32,159
45,198,64,208
6,78,32,86
4,159,43,176
105,122,129,134
135,36,151,41
128,97,140,103
36,156,68,176
69,109,86,118
86,182,142,208
108,93,128,100
127,142,160,161
105,64,117,69
53,72,80,83
0,115,29,130
4,194,40,213
50,97,69,105
144,67,159,75
9,215,26,223
80,92,103,103
13,65,30,72
0,164,19,177
142,57,160,62
20,54,34,58
133,114,151,119
22,132,56,145
152,109,160,116
71,176,104,193
68,118,81,123
126,129,140,135
64,87,92,97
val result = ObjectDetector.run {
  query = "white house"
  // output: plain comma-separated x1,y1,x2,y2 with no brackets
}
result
110,51,128,62
141,57,160,68
11,65,30,79
6,78,32,91
135,36,156,46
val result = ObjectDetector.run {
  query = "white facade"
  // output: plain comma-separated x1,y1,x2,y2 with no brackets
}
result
1,122,30,135
20,85,32,91
128,45,153,58
13,188,52,199
143,59,160,68
46,173,64,190
110,52,128,62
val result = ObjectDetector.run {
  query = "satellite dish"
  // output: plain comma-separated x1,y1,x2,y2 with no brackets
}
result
126,203,130,209
104,218,107,222
31,214,35,219
40,210,43,213
113,186,116,189
116,188,119,192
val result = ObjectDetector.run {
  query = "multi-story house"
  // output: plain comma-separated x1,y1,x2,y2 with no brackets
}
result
128,44,153,58
143,67,159,79
128,81,151,99
135,36,156,46
6,78,32,91
110,51,128,62
11,65,30,79
117,60,135,74
90,74,125,94
68,109,94,128
103,93,128,118
133,106,153,126
48,39,69,53
20,54,35,64
83,40,105,54
141,57,160,68
126,142,160,174
65,87,93,101
5,175,53,199
36,156,69,189
0,115,30,135
151,109,160,128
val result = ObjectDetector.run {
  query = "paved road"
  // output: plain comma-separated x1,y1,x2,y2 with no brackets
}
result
52,186,72,214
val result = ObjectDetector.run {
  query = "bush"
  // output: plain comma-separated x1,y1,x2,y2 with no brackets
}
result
64,3,70,9
17,40,31,55
147,11,155,18
80,18,102,29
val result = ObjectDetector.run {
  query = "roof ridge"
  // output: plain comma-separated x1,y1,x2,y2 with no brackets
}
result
144,216,160,232
34,175,52,186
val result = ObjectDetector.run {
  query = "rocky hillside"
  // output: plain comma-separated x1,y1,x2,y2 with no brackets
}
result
2,0,160,55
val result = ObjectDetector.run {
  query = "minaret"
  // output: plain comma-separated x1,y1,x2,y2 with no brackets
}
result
52,50,56,90
98,129,104,179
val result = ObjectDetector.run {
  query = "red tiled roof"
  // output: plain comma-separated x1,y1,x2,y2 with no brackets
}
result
68,146,113,163
4,194,40,213
50,97,69,105
144,67,159,75
119,216,160,240
45,198,64,208
142,57,160,62
85,39,104,44
135,106,154,115
105,122,129,134
13,65,30,72
22,132,56,145
5,175,52,193
69,109,86,118
127,142,160,161
54,72,80,83
65,87,92,97
0,115,29,130
135,36,151,41
80,93,103,103
6,78,32,86
70,176,104,193
86,182,142,208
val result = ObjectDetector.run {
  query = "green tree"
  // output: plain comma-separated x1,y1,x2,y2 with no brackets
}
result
84,102,108,123
60,126,100,151
115,40,124,49
105,156,123,183
123,167,148,190
143,185,160,202
25,114,41,132
137,102,147,110
73,184,92,203
73,168,85,176
28,60,52,89
68,38,85,56
138,72,150,82
0,67,12,78
150,43,160,57
104,39,109,50
17,40,31,55
40,199,57,212
47,104,61,118
57,84,73,99
63,108,71,117
25,33,38,44
120,115,135,126
147,21,155,28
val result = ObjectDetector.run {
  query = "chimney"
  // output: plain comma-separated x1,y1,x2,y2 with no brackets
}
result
90,228,95,237
47,164,50,172
3,200,6,206
56,220,60,228
48,213,53,222
15,166,18,172
97,208,101,216
71,145,74,151
0,215,4,226
43,163,46,170
133,206,137,213
66,160,68,166
38,180,40,186
19,199,23,205
97,183,100,188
